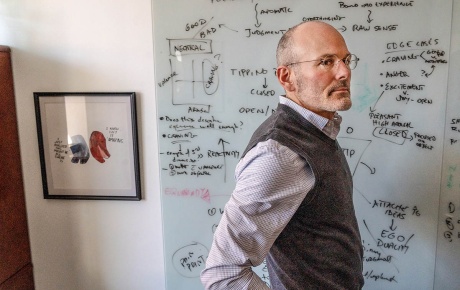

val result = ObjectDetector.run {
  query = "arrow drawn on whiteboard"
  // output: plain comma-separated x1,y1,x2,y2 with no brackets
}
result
218,138,230,183
254,3,262,27
370,91,385,112
338,137,372,177
389,219,398,231
367,10,374,23
360,162,376,174
354,186,371,205
218,24,238,33
421,65,436,78
263,78,268,88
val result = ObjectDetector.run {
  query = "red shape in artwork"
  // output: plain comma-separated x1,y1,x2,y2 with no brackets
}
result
90,131,111,163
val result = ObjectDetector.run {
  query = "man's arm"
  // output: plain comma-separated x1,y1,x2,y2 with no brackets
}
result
201,139,315,289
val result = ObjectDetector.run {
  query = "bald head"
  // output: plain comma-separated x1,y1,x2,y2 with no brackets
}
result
275,21,353,119
276,21,348,67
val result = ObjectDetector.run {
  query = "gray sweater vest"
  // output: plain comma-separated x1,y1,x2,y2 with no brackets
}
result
242,104,364,289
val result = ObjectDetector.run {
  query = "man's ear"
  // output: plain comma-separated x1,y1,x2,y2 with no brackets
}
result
276,66,296,92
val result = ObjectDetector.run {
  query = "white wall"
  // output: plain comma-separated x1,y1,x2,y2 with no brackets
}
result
0,1,164,289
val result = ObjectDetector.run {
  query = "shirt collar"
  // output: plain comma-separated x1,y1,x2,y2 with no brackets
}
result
279,95,342,140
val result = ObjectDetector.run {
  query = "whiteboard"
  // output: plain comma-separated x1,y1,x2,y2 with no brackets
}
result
152,1,459,289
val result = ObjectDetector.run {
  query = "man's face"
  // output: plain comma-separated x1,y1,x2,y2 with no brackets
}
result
289,25,352,119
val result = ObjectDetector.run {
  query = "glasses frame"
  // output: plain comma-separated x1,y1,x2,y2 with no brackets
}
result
286,54,359,70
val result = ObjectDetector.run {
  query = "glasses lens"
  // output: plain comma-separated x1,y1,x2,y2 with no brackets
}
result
348,55,358,70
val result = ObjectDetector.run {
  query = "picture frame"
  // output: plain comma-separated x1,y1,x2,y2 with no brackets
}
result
34,92,141,200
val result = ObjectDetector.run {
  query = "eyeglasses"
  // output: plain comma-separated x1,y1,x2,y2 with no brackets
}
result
286,54,359,71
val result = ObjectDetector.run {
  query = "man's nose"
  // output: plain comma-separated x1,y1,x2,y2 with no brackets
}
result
335,60,351,80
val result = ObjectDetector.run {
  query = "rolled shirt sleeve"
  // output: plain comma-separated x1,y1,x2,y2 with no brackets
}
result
201,139,315,289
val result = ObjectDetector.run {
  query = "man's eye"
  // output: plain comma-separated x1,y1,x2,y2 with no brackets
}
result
320,58,335,66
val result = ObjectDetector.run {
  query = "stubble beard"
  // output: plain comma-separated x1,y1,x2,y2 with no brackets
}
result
327,81,352,111
296,77,352,113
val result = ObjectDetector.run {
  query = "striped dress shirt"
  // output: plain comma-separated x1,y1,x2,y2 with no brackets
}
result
201,95,343,289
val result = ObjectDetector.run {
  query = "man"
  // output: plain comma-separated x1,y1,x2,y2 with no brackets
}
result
201,21,364,289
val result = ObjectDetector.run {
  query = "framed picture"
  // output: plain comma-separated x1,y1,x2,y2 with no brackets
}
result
34,92,141,200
